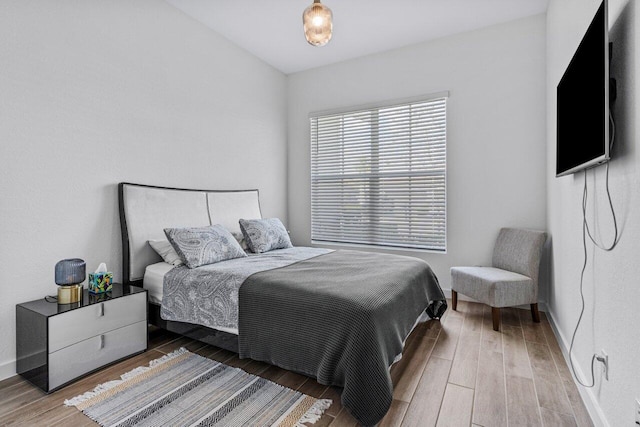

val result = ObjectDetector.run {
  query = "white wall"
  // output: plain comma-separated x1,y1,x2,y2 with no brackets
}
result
287,15,547,295
546,0,640,425
0,0,287,379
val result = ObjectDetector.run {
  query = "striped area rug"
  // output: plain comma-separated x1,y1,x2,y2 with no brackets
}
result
65,348,331,427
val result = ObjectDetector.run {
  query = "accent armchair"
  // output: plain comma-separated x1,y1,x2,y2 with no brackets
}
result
450,228,546,331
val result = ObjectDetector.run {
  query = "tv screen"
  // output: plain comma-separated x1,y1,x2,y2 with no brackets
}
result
556,0,609,177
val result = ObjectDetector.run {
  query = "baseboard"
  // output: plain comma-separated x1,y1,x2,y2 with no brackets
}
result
0,359,16,382
544,309,609,427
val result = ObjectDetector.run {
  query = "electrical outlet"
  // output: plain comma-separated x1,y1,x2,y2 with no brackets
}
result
635,398,640,425
594,349,609,381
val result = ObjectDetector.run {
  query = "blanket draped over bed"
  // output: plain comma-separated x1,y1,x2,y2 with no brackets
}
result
161,247,331,333
238,249,446,426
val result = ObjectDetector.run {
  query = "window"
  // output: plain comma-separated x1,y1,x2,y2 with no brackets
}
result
310,93,447,251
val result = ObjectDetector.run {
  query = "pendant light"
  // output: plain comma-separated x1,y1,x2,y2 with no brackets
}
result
303,0,333,46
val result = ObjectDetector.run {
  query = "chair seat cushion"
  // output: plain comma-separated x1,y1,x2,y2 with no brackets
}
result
450,266,535,308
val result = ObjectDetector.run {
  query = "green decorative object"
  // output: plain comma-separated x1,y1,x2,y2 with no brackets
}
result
89,272,113,294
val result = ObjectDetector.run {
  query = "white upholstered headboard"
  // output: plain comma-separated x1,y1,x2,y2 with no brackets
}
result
119,183,262,285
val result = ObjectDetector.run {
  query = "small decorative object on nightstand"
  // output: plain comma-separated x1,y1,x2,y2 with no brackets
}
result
54,258,86,304
89,262,113,294
16,284,147,392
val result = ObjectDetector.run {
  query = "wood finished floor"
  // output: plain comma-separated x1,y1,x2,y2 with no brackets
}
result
0,300,592,427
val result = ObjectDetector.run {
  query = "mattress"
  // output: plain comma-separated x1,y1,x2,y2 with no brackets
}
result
143,262,174,304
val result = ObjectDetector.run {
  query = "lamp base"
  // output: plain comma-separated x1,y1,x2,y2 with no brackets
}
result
58,284,82,304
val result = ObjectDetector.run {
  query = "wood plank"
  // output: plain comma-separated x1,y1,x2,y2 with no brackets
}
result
391,337,436,402
242,359,272,376
320,386,344,417
442,299,466,322
206,348,237,364
224,355,253,369
539,321,592,425
526,341,574,416
448,336,480,388
431,316,463,360
274,371,309,390
378,400,409,427
519,309,547,344
0,375,25,390
473,348,507,427
401,356,451,427
255,364,286,383
480,305,503,354
540,407,578,427
461,301,485,333
435,383,473,427
153,336,199,354
502,324,533,379
0,380,38,405
414,319,442,339
501,307,522,327
0,385,46,419
330,408,360,427
193,344,223,359
147,326,180,349
312,413,335,427
506,375,542,426
297,378,328,399
539,321,579,390
473,307,507,427
560,376,594,427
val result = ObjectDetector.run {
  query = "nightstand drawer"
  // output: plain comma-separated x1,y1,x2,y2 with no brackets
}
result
49,292,146,353
48,320,147,390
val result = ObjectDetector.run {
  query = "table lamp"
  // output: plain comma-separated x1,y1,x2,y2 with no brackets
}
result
55,258,85,304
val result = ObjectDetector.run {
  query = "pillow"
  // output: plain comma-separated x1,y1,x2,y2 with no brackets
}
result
239,218,293,253
231,231,250,252
148,239,183,266
164,224,247,268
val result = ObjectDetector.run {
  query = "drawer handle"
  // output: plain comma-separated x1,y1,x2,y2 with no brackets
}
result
99,335,105,349
99,303,104,317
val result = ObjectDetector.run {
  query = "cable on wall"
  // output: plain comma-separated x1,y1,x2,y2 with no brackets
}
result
568,112,618,388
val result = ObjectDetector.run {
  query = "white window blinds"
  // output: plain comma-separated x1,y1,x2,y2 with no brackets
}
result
310,95,447,251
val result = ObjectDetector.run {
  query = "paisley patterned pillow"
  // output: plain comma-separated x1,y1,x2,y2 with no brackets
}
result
239,218,293,253
164,224,247,268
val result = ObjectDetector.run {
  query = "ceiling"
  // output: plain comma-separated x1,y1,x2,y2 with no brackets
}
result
166,0,548,75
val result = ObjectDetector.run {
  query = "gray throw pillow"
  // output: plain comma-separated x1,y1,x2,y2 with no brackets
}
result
239,218,293,253
164,224,247,268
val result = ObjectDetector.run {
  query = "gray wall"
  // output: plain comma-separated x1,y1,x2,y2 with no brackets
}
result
287,14,548,295
546,0,640,425
0,0,287,378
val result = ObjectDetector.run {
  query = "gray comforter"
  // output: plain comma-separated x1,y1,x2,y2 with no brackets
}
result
238,249,446,426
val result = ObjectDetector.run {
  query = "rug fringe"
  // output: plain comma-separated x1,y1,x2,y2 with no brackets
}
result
64,347,189,407
295,398,333,426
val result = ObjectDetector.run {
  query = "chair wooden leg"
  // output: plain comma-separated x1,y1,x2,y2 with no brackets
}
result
492,307,500,331
451,290,458,311
530,303,541,323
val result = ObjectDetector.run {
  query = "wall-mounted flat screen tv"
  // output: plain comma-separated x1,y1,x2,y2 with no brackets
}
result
556,0,609,177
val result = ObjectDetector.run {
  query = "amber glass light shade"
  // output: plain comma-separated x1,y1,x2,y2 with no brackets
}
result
303,0,333,46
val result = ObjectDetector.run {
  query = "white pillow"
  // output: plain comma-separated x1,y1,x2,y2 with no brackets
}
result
148,239,183,266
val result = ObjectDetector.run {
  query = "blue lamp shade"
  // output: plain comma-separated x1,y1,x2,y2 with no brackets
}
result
55,259,86,286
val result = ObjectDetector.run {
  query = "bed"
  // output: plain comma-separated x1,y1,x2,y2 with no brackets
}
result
119,182,447,426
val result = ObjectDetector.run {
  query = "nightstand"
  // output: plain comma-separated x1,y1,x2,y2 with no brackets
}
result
16,284,148,392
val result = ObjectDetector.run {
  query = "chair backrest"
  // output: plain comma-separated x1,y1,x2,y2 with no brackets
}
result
492,228,546,284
